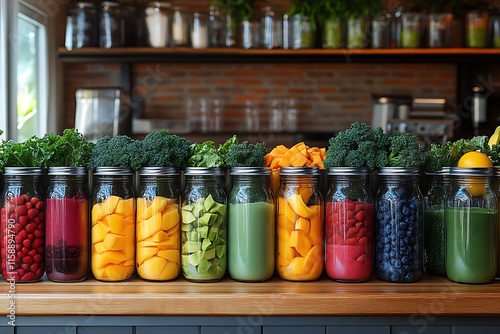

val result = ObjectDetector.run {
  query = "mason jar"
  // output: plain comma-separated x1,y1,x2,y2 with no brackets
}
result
325,167,374,282
276,167,323,281
261,6,282,49
228,167,275,282
493,166,500,279
375,167,423,283
136,167,181,281
446,167,498,284
322,16,343,49
91,167,135,282
73,1,98,48
145,1,172,48
99,1,124,48
1,167,45,282
290,14,315,49
46,167,89,282
423,168,450,276
181,167,227,282
208,5,224,47
172,6,190,46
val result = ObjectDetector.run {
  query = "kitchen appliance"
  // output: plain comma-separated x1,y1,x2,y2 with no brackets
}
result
74,87,131,142
371,94,412,132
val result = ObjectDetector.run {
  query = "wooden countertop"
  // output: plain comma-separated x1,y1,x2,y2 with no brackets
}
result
2,274,500,317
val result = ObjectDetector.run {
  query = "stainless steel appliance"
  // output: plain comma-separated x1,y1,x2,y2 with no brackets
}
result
74,87,130,142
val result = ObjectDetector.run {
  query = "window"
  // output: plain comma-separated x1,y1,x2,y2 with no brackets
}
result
1,0,48,141
0,0,7,140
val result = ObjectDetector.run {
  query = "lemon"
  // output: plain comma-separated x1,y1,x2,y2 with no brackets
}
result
457,151,492,196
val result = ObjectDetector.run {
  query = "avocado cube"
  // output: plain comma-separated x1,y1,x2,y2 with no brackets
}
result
216,245,226,259
201,238,212,251
198,258,212,273
182,241,201,254
204,194,216,211
181,210,196,224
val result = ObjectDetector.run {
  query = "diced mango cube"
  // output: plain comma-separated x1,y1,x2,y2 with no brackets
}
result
139,256,168,279
104,214,125,234
136,247,158,265
103,233,127,251
137,212,163,241
157,249,180,263
289,230,312,258
102,195,120,215
92,222,111,243
106,264,125,281
295,217,310,233
162,207,180,231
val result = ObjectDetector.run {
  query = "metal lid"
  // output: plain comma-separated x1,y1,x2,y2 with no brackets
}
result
425,167,451,176
3,167,43,176
139,167,179,176
102,2,120,7
327,167,369,176
279,167,320,176
378,167,420,176
184,167,225,176
493,166,500,176
94,167,134,176
450,167,492,176
76,2,96,8
148,1,171,7
75,87,126,99
48,167,87,176
230,167,271,176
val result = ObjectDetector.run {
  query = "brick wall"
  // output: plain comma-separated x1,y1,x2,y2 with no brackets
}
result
64,0,458,147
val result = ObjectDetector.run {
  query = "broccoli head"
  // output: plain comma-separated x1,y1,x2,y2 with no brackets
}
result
324,122,387,170
225,141,267,167
140,130,192,169
386,133,426,168
88,135,143,169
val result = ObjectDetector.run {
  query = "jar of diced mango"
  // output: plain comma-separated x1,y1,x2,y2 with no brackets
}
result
91,167,136,282
136,167,181,281
276,167,324,281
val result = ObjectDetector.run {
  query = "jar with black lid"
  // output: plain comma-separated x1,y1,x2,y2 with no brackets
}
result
1,167,45,282
46,167,89,282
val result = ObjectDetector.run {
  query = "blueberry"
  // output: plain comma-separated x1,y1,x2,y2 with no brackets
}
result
398,221,407,230
405,272,415,281
402,206,410,215
402,256,410,264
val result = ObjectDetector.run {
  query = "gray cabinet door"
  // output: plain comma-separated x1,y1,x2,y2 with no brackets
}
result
453,326,500,334
0,326,14,334
136,326,200,334
327,326,390,334
264,326,324,334
202,326,262,334
391,326,450,334
15,327,76,334
77,327,132,334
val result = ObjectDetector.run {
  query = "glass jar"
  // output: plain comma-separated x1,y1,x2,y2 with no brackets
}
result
99,1,124,48
446,167,498,284
423,168,450,276
208,5,224,47
191,12,209,49
145,1,171,48
400,12,423,48
181,167,227,282
172,7,190,46
228,167,275,282
136,167,180,281
91,167,135,282
261,6,282,49
73,2,98,48
1,167,45,282
46,167,89,282
465,11,489,48
372,12,392,48
240,19,260,49
375,167,423,283
347,17,367,49
493,166,500,278
223,12,238,47
490,15,500,48
276,167,323,281
325,167,374,282
290,14,315,49
322,16,342,49
427,13,453,48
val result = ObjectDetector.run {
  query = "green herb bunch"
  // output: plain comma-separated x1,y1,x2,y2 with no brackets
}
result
211,0,255,21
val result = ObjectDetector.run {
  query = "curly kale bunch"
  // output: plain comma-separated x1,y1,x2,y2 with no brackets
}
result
324,122,388,171
225,141,267,167
44,128,95,167
385,133,426,168
88,135,143,170
140,130,192,169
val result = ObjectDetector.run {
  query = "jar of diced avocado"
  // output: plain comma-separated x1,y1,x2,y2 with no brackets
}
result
91,167,136,282
136,167,181,281
276,167,324,281
181,167,227,282
228,167,275,282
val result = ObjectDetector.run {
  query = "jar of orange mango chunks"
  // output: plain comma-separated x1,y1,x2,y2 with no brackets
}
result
136,167,181,281
91,167,136,281
276,167,324,281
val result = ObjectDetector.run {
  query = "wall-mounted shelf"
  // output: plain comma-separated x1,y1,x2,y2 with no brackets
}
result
58,47,500,64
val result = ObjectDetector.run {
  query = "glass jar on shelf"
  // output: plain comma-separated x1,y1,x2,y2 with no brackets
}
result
145,1,172,48
208,5,224,47
400,12,423,48
465,10,489,48
73,1,98,48
191,12,209,49
261,6,282,49
290,14,315,49
172,6,190,47
99,1,124,48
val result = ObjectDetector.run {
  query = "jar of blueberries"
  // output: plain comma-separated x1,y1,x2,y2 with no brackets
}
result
375,167,423,283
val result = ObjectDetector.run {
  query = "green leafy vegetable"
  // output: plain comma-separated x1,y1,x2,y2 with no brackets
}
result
0,134,55,171
88,135,143,170
44,128,95,167
225,141,267,167
385,133,426,168
140,130,192,169
187,135,239,167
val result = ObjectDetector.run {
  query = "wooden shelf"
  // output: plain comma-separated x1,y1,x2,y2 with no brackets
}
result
4,275,500,317
58,47,500,64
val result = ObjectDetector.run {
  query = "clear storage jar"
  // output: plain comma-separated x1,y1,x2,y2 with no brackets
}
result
276,167,323,281
375,167,423,283
73,1,98,48
1,167,45,282
325,167,374,282
46,167,89,282
260,6,282,49
228,167,275,282
290,14,315,49
145,1,172,48
91,167,135,282
446,167,498,284
181,167,227,282
136,167,181,281
99,1,124,48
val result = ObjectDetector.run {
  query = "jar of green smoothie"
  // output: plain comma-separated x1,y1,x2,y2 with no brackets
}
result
228,167,275,282
491,166,500,279
181,167,227,282
465,11,489,48
446,167,498,284
423,168,450,276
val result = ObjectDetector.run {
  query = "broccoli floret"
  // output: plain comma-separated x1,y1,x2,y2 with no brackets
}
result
324,122,387,170
225,141,267,167
88,135,143,169
423,143,444,173
140,130,192,169
386,133,426,168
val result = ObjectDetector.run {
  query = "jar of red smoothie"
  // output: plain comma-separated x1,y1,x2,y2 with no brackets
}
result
1,167,45,282
91,167,136,282
325,167,374,282
136,167,181,281
276,167,323,281
46,167,89,282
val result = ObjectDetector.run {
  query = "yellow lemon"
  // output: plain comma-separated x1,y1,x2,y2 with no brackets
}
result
457,151,492,196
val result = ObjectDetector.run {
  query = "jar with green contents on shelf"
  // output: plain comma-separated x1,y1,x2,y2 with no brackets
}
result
181,167,227,282
445,167,498,284
290,14,315,49
423,168,450,276
347,17,367,48
465,11,489,48
136,167,181,281
400,12,422,48
228,167,275,282
322,16,342,49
